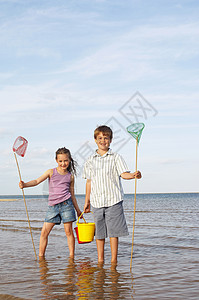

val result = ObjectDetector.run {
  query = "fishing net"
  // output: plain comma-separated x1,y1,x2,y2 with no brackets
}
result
13,136,28,157
12,135,37,259
127,123,145,144
126,123,145,270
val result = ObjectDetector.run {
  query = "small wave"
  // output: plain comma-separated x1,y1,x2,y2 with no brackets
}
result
0,219,43,223
0,294,26,300
0,224,41,233
135,242,199,251
0,199,22,202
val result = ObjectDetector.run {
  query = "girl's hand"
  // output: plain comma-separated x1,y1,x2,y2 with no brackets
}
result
19,181,25,189
77,210,82,218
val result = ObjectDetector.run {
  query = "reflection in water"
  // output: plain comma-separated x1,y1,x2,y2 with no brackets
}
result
94,262,106,299
130,271,135,300
109,263,121,300
39,257,78,299
76,259,96,299
39,257,52,299
64,257,78,298
38,257,134,299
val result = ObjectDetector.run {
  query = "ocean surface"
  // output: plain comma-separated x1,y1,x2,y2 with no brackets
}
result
0,193,199,299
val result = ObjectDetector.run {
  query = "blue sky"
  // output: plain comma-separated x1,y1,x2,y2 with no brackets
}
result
0,0,198,195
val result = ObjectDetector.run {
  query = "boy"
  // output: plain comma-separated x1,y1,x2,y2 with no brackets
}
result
83,125,142,264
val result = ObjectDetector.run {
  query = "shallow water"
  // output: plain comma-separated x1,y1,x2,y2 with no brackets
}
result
0,193,199,299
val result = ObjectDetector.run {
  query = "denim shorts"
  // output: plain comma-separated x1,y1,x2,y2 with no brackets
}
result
45,198,76,225
92,201,129,239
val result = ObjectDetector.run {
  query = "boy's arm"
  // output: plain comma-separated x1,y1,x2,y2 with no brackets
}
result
121,170,142,180
84,179,91,213
70,175,82,217
19,169,53,189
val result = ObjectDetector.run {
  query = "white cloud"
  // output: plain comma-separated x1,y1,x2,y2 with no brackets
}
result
48,21,199,82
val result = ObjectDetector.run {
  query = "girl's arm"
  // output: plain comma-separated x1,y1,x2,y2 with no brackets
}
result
19,169,53,189
84,179,91,213
70,175,82,217
121,170,142,180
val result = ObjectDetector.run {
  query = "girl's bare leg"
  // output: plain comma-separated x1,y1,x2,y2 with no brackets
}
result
39,222,55,257
96,239,105,263
64,222,75,257
110,237,118,264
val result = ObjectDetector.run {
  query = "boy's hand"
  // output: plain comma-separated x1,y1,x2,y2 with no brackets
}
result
19,181,25,189
84,202,90,213
135,171,142,179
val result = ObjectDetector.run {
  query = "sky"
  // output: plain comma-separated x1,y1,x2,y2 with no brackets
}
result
0,0,198,195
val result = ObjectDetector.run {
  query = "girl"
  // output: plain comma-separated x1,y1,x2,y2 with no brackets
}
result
19,147,81,258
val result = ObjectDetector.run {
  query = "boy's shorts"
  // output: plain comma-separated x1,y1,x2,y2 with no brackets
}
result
92,201,129,239
45,198,76,225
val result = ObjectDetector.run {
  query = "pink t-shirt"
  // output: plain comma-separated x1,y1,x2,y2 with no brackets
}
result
48,168,71,206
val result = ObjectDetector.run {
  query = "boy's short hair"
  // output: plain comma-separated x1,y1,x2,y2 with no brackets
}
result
94,125,113,140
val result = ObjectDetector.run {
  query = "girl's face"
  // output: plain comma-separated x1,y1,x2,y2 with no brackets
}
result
56,153,70,172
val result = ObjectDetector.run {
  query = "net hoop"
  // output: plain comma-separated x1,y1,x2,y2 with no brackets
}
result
127,123,145,143
13,136,28,157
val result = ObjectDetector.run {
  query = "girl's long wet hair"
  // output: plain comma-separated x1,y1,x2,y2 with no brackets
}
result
55,147,77,175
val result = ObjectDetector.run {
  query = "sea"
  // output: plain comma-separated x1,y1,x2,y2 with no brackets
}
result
0,193,198,300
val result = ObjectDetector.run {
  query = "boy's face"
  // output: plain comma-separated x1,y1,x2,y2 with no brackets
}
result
95,132,112,153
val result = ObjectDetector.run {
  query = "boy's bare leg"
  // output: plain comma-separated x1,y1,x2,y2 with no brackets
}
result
96,239,105,263
110,237,118,264
64,222,75,257
39,222,55,257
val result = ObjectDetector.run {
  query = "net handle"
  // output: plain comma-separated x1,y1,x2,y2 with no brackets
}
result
14,152,37,260
127,123,145,271
130,136,138,271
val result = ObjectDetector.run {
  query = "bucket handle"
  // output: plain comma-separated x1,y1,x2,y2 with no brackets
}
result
77,211,93,225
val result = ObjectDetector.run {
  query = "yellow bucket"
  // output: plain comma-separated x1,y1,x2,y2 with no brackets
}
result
76,212,95,243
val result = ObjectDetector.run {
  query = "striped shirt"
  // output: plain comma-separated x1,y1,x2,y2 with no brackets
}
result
82,149,129,208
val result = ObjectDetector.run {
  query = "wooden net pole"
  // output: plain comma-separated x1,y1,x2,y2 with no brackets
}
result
14,152,37,260
130,136,138,271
